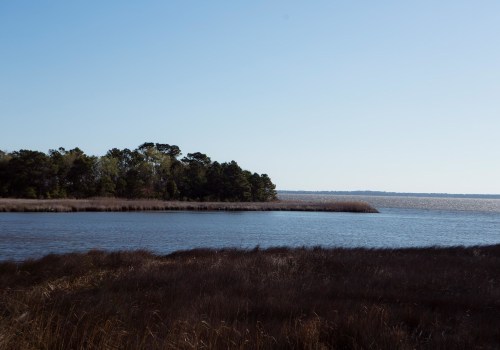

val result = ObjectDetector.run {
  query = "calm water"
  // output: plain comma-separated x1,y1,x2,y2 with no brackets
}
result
279,193,500,212
1,196,500,261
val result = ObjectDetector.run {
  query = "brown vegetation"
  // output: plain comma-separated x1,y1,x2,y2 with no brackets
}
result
0,198,378,213
1,246,499,349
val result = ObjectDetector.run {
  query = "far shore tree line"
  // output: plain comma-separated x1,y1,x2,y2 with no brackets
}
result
0,143,277,202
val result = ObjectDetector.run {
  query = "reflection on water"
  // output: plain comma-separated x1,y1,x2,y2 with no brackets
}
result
1,204,500,261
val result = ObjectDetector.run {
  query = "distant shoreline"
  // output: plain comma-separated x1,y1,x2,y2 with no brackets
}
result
0,198,378,213
278,190,500,199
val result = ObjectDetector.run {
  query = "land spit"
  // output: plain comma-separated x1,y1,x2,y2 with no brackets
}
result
0,198,378,213
0,246,499,349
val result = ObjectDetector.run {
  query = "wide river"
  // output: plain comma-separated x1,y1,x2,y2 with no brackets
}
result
1,195,500,261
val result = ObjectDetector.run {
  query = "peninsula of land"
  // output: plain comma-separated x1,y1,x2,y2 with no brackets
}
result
0,198,378,213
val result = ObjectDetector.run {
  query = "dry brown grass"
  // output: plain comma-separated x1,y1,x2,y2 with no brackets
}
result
0,198,378,213
1,246,499,349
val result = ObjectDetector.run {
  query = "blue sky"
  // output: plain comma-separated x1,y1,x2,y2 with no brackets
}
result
1,1,499,194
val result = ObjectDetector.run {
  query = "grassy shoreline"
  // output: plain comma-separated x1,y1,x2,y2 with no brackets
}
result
0,198,378,213
1,246,499,349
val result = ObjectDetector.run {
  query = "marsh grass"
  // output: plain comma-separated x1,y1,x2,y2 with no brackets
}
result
0,198,378,213
1,246,499,349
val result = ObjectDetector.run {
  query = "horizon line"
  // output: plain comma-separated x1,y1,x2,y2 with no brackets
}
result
277,190,500,197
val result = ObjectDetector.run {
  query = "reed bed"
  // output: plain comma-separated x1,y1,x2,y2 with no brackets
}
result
1,246,499,349
0,198,378,213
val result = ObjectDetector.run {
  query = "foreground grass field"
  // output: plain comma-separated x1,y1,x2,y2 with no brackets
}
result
1,246,499,349
0,198,378,213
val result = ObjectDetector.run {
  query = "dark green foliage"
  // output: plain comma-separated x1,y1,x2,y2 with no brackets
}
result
0,151,11,196
6,150,54,198
0,143,277,201
221,161,252,201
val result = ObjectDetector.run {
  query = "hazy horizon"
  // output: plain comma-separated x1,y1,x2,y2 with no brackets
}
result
278,189,500,196
2,1,499,194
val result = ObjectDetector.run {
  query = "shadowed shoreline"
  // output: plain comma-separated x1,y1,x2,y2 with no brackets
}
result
0,246,499,349
0,198,378,213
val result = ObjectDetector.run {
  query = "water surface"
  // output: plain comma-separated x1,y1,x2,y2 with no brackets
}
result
1,206,499,261
279,193,500,212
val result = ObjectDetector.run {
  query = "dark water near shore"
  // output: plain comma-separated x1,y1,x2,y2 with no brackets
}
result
1,195,500,261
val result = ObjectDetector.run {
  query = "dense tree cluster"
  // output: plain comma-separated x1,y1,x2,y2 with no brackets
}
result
0,143,277,201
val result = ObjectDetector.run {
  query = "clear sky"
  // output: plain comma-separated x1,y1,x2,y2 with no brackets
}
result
1,1,499,194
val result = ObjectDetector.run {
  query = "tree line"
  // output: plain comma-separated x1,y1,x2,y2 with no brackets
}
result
0,142,277,202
